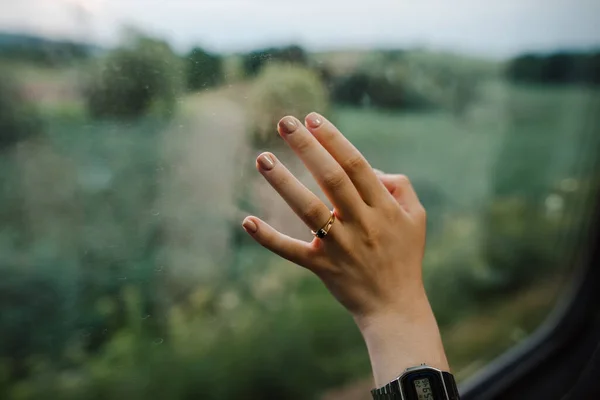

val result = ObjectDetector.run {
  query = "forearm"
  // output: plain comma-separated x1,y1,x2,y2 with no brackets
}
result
355,289,449,388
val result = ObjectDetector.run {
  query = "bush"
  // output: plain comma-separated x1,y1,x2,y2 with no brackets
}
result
185,47,223,90
0,72,43,149
85,35,183,119
249,64,329,147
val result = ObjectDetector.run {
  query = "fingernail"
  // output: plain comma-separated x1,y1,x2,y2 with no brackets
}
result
279,117,298,134
257,153,275,170
242,218,258,233
305,112,323,128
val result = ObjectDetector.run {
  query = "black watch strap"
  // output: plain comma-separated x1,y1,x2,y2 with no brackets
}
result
442,371,460,400
370,379,401,400
370,370,459,400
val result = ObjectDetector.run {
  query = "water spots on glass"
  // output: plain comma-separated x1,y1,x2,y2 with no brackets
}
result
151,210,160,216
155,265,164,272
153,338,164,345
560,178,578,192
545,194,564,216
142,314,151,320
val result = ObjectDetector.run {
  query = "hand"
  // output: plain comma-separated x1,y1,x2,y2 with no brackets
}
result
242,113,448,385
242,113,427,319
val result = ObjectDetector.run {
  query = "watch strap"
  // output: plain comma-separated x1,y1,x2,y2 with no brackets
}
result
370,378,401,400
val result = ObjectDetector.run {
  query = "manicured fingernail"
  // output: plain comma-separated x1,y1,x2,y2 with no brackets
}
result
257,153,275,170
305,112,323,128
279,117,298,134
242,218,258,233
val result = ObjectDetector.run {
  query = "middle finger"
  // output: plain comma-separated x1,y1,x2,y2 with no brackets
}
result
256,152,335,234
278,116,364,216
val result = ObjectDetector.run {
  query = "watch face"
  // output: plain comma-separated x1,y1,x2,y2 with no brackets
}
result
401,369,446,400
414,377,434,400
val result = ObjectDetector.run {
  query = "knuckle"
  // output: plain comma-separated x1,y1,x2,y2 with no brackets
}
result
363,227,382,247
293,137,312,153
342,155,367,175
396,174,411,187
322,170,347,191
302,201,325,223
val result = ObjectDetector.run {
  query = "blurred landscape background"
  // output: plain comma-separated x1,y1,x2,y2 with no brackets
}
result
0,1,599,399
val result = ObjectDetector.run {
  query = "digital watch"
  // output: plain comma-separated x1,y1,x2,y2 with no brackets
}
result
371,364,460,400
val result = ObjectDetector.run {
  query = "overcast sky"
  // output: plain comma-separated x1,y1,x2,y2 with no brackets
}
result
1,0,599,58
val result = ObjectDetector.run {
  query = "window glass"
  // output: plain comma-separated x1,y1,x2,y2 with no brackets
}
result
0,1,598,399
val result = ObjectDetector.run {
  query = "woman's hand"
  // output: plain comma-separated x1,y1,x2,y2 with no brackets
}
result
242,113,449,386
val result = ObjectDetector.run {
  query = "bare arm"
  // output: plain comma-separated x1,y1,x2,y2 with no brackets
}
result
241,112,449,388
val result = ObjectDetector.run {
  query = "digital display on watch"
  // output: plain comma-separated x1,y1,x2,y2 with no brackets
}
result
414,378,434,400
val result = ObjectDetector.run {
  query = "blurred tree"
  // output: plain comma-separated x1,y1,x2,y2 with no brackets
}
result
85,34,183,119
331,72,370,106
331,69,431,111
248,63,329,147
507,51,600,85
185,47,223,91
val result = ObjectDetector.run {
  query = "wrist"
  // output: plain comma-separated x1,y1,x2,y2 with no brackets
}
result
354,290,449,388
353,283,430,332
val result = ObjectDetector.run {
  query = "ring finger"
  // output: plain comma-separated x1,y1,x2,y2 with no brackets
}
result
256,152,337,235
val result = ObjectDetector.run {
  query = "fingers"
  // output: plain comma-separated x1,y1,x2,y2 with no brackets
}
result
377,174,424,216
242,216,317,269
256,152,334,233
304,113,388,206
277,117,363,216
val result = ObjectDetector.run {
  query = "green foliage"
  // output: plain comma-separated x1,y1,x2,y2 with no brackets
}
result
185,47,223,91
4,277,367,400
507,51,600,85
483,84,600,292
242,45,308,77
85,35,183,119
0,71,43,149
331,70,430,110
330,51,488,115
249,64,329,147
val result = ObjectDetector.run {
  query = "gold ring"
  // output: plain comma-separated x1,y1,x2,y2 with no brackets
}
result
311,211,336,239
